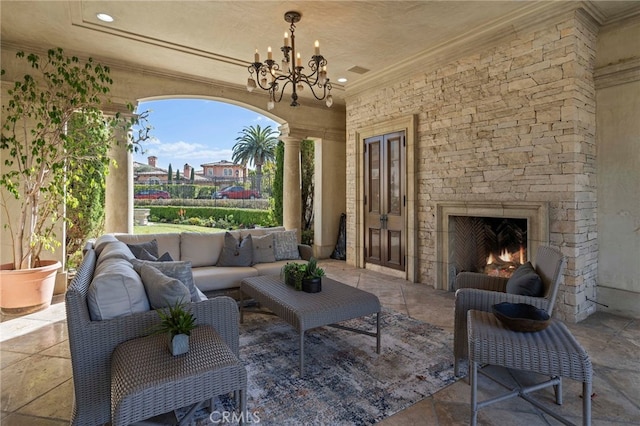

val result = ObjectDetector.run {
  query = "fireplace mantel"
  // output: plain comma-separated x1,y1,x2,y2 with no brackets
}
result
436,201,549,291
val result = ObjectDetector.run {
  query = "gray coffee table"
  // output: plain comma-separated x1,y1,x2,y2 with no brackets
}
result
240,275,381,377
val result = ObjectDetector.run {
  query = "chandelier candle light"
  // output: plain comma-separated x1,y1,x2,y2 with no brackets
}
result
247,11,333,110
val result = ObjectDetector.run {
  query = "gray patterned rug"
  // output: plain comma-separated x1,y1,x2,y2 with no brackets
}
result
187,309,457,425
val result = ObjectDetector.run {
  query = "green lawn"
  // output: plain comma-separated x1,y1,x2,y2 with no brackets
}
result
134,222,226,234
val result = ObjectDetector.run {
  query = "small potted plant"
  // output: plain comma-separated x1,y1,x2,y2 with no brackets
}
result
152,299,197,356
302,257,325,293
282,262,306,291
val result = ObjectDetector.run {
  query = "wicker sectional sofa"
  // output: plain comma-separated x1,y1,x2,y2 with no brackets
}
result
65,226,310,425
108,226,312,292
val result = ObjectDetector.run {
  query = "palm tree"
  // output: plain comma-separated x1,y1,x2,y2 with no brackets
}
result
232,125,278,193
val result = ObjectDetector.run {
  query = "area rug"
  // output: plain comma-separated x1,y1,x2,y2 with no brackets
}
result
189,309,457,425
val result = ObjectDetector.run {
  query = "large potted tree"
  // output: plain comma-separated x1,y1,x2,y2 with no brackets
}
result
0,48,144,314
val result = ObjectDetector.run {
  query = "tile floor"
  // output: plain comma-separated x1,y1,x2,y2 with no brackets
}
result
1,259,639,425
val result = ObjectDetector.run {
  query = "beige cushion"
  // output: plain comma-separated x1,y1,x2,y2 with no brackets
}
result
115,233,181,262
180,232,225,267
240,228,266,239
87,258,150,321
192,266,258,291
138,263,191,309
264,226,286,233
252,233,276,264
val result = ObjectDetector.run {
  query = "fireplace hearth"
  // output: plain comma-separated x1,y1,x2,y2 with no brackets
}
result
451,216,527,278
436,201,549,291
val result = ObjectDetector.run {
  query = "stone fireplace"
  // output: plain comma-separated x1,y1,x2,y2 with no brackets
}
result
436,202,549,291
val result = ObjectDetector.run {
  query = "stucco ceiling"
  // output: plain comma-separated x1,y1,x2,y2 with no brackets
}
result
2,1,639,105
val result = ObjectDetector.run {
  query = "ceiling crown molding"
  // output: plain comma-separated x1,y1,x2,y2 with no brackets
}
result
345,2,592,100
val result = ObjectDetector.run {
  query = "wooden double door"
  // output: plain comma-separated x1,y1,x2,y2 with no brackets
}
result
364,131,406,271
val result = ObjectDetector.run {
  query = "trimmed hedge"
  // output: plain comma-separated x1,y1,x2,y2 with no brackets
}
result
148,206,275,227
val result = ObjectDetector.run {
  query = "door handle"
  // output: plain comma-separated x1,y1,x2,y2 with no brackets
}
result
380,214,388,229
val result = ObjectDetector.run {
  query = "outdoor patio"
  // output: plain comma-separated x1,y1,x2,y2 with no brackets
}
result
1,259,638,425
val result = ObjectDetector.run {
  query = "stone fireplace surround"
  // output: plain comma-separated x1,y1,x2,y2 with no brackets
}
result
436,201,549,292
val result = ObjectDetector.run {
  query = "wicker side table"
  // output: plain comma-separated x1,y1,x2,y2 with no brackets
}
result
111,325,247,426
467,310,592,426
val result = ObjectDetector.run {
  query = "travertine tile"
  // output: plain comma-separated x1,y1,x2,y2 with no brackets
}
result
1,355,71,412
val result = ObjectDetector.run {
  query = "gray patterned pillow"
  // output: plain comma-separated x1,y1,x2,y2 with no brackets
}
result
130,259,199,302
273,230,300,260
252,233,276,265
217,232,253,267
138,263,191,309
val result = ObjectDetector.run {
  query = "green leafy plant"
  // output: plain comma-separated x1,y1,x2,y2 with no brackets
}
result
152,299,197,337
282,262,306,290
1,48,149,270
304,257,325,279
282,257,324,290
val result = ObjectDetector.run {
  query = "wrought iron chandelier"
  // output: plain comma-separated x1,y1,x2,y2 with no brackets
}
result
246,11,332,110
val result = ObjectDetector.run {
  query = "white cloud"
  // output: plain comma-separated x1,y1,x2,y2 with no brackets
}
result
134,139,235,169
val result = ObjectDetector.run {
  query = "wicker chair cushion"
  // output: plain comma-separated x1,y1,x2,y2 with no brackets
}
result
94,234,119,255
506,261,543,297
88,258,150,320
127,239,159,259
99,241,136,263
251,233,276,265
138,263,191,309
217,232,253,267
131,259,199,302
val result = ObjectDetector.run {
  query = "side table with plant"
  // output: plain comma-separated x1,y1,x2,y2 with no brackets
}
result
152,300,197,356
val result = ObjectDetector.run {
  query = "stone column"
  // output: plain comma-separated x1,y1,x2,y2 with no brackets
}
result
105,121,133,233
279,124,302,239
310,137,346,258
281,136,302,239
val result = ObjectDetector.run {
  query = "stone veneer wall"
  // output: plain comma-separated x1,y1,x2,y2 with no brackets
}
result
345,10,598,322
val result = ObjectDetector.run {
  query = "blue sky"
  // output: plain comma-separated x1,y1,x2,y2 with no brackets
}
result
133,99,279,171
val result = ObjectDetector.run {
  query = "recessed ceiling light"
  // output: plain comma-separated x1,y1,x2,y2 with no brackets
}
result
337,77,348,83
96,13,114,23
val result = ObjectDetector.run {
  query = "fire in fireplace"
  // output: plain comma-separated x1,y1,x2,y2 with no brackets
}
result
451,216,528,278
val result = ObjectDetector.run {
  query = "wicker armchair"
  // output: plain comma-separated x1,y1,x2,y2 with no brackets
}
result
453,245,566,376
66,247,242,425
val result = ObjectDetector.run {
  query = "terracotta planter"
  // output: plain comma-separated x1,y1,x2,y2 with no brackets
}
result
0,260,61,314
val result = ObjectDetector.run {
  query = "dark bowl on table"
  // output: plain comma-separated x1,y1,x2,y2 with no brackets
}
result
492,302,550,332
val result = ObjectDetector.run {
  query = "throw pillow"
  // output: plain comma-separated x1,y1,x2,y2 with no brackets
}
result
157,251,174,261
273,230,300,260
138,263,191,309
251,233,276,265
217,232,253,267
127,239,159,259
506,261,543,297
130,259,199,303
